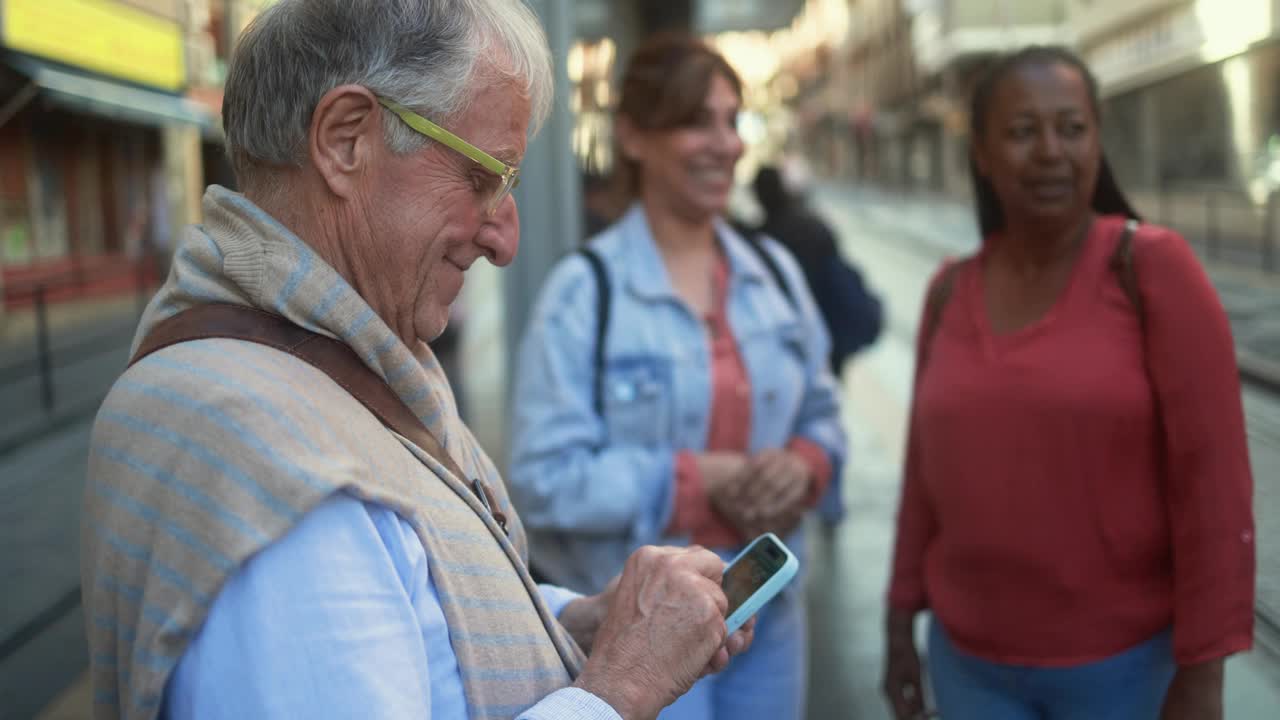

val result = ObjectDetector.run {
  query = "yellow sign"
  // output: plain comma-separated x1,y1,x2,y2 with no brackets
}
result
1,0,185,92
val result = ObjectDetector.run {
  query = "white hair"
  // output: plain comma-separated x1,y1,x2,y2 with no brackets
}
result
222,0,553,189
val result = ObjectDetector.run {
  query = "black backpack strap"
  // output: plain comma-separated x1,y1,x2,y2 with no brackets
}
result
1109,219,1144,329
743,234,796,308
577,247,610,416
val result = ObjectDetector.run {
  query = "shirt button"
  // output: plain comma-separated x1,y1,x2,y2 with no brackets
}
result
1242,530,1254,544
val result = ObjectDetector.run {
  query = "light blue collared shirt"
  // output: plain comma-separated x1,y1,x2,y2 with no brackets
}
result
161,492,619,720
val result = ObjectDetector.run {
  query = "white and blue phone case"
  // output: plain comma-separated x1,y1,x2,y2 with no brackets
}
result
723,532,799,635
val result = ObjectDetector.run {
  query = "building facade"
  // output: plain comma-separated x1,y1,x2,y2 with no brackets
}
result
786,0,1073,193
1071,0,1280,244
0,0,216,313
906,0,1071,194
840,0,920,186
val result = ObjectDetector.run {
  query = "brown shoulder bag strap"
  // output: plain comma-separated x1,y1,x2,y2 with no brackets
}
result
1109,219,1145,329
129,303,507,530
920,260,964,371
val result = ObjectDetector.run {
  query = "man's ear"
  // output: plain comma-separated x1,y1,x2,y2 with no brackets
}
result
309,85,382,198
614,115,645,163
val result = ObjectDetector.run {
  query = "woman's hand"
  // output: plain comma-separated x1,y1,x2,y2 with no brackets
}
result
738,450,811,537
1161,659,1224,720
695,452,750,495
698,450,811,539
883,610,931,720
697,453,755,536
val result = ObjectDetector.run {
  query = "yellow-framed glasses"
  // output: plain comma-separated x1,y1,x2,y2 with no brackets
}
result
377,97,520,215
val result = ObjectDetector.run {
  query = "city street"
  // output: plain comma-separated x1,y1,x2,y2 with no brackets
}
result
0,421,93,720
6,188,1280,718
803,185,1280,718
9,0,1280,718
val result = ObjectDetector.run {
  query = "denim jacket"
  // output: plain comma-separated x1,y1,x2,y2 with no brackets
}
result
509,204,847,594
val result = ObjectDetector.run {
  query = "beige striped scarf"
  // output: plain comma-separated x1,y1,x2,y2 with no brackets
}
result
83,185,584,720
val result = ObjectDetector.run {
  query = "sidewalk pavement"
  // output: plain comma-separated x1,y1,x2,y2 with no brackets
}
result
1,418,94,720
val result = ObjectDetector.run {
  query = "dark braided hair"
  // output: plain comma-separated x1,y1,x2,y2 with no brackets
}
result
969,45,1139,237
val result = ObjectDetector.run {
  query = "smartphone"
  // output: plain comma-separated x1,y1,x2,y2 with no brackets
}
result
722,532,799,634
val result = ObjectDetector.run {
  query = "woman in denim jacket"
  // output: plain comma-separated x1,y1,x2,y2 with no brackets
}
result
509,33,847,720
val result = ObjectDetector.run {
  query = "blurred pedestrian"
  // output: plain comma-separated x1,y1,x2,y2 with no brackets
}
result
752,163,884,377
509,33,847,720
882,46,1254,720
83,3,755,719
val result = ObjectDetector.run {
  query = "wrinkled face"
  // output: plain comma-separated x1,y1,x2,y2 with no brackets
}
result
361,80,529,344
624,72,744,221
973,62,1101,229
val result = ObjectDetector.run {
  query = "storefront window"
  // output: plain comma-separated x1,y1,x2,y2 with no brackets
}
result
1242,43,1280,196
1,196,32,265
1101,91,1144,189
1152,62,1231,187
30,125,69,261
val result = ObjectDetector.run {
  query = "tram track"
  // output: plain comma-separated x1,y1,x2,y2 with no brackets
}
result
1240,366,1280,667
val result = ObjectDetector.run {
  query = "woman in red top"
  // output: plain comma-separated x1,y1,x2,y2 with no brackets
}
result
882,46,1255,720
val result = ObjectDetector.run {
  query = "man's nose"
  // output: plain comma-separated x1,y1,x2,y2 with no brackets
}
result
477,194,520,267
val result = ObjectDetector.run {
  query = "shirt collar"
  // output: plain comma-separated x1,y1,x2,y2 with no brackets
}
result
619,203,772,302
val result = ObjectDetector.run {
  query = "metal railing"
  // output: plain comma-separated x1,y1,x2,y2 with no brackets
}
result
1134,186,1279,272
866,181,1280,273
0,253,160,420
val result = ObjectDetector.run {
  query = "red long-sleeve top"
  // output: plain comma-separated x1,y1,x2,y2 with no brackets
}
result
665,253,832,547
888,215,1255,666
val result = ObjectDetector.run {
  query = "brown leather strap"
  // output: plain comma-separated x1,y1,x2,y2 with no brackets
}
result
920,259,964,372
1110,219,1144,328
130,303,507,532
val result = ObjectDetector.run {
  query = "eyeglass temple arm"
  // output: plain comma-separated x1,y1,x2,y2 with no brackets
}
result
377,98,509,177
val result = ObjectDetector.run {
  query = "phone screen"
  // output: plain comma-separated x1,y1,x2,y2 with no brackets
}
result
722,536,788,617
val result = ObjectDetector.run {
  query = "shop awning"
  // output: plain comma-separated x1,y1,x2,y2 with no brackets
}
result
4,54,216,131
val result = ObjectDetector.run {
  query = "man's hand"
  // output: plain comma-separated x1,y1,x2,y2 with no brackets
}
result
557,576,618,655
573,546,754,720
1161,659,1224,720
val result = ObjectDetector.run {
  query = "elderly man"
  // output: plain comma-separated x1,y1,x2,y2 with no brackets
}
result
82,2,753,719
